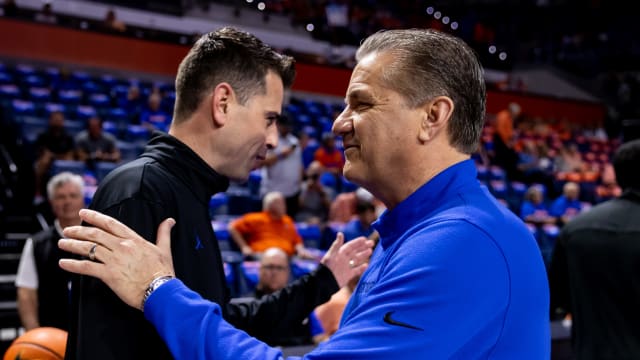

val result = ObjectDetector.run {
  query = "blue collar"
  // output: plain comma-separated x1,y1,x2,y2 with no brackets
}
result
372,159,478,249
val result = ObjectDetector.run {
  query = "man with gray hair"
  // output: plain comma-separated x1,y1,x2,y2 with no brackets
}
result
15,171,84,331
229,191,315,259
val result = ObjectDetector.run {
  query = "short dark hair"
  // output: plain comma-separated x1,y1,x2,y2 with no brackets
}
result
613,139,640,191
173,27,296,124
355,29,486,154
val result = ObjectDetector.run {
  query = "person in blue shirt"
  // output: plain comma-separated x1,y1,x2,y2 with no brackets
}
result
59,28,550,359
341,198,378,242
550,181,583,225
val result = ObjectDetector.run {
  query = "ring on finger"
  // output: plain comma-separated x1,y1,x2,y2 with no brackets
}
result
349,259,356,268
88,244,98,262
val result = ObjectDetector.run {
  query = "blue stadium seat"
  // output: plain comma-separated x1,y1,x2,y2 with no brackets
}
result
240,260,260,290
0,71,13,85
489,180,508,199
296,222,322,248
15,64,36,77
102,121,119,137
82,81,103,96
44,102,67,116
57,90,82,105
64,120,85,137
116,140,142,162
23,75,46,88
302,140,319,168
111,84,129,101
71,71,91,84
291,258,322,279
0,84,21,100
106,107,129,125
18,116,48,143
211,220,230,243
51,160,86,176
75,105,97,120
317,116,333,133
476,164,488,181
95,161,119,182
84,185,97,206
28,87,52,102
89,93,112,112
489,166,507,181
223,262,235,293
209,193,229,216
125,124,151,144
11,100,36,116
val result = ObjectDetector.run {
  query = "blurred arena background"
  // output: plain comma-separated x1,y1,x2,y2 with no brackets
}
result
2,0,640,358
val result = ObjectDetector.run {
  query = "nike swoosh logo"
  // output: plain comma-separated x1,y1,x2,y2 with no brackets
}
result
383,311,423,331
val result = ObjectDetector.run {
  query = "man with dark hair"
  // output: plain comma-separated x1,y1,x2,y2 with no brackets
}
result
65,27,371,360
550,138,640,359
75,116,120,166
60,29,549,358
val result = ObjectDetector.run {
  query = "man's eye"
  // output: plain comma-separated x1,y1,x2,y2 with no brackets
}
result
266,116,278,126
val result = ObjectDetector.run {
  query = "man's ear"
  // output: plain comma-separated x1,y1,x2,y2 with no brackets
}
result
211,83,234,127
418,96,454,143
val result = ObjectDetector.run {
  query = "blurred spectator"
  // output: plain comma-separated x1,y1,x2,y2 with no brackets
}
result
103,8,127,33
33,111,75,202
520,185,556,226
314,235,378,339
327,191,357,223
595,162,622,203
34,2,57,24
15,172,84,331
313,268,358,340
75,116,121,167
314,132,344,192
549,138,640,359
259,113,303,218
1,0,18,17
51,67,79,91
229,191,315,259
251,247,325,346
140,92,171,131
492,102,522,181
550,181,583,225
296,161,333,224
118,85,144,123
341,198,378,242
314,132,344,176
555,143,584,173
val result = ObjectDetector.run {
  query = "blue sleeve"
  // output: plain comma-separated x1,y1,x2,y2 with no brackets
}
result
145,279,294,360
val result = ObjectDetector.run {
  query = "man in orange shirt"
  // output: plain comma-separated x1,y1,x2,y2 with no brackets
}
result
229,191,315,259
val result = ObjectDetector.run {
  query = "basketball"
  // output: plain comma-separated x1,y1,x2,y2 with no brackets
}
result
3,327,67,360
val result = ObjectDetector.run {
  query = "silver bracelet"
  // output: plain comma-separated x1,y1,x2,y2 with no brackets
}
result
141,275,174,312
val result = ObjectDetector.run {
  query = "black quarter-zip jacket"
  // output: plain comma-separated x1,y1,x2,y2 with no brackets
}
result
66,132,338,360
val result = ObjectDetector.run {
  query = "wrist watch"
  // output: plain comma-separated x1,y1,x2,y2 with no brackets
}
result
141,275,174,311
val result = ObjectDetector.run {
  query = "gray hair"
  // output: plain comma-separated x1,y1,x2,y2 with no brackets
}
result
355,29,486,154
47,172,84,200
260,247,289,265
262,191,283,210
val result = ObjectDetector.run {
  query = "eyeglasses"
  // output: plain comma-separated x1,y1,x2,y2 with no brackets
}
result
261,264,288,272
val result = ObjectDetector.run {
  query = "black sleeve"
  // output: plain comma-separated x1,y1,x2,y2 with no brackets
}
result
548,229,571,320
224,263,339,338
66,197,172,360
